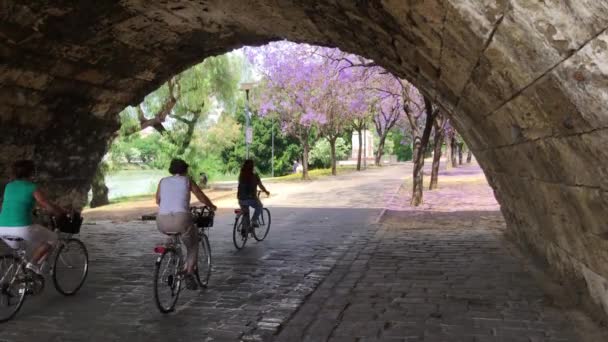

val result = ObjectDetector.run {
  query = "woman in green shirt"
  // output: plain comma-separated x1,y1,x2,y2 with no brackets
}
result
0,160,66,274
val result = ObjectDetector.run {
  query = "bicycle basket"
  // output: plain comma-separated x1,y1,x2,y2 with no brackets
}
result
55,212,83,234
193,209,214,228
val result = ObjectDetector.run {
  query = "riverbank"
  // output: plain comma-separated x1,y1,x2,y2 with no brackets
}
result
84,164,388,221
83,189,235,222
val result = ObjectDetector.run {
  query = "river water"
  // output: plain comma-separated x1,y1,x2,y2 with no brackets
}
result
105,169,166,200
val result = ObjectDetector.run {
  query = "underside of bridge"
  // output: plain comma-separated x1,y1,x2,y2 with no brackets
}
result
1,0,607,319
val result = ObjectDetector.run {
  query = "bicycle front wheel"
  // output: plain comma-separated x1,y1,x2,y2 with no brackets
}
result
52,239,89,296
0,255,26,323
233,216,248,250
253,208,271,241
153,249,182,313
195,233,211,288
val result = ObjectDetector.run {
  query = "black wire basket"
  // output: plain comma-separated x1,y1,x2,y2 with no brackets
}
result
54,212,83,234
191,207,214,228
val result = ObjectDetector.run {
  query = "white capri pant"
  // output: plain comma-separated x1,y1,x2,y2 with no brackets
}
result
0,224,58,254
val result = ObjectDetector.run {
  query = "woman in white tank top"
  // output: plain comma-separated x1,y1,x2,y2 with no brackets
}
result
155,159,217,290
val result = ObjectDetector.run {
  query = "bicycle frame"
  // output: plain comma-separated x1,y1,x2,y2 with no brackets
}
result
154,235,183,257
234,190,267,222
1,232,75,284
153,206,213,273
0,252,25,290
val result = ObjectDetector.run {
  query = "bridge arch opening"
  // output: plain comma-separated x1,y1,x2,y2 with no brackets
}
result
1,1,607,317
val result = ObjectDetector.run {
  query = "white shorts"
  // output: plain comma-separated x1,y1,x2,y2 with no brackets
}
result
0,224,58,252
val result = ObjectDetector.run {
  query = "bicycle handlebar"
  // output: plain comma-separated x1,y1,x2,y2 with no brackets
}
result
142,206,215,222
190,205,215,214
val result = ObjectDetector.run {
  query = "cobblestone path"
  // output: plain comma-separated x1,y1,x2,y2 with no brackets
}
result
0,166,406,341
2,164,602,341
276,211,586,342
275,164,599,342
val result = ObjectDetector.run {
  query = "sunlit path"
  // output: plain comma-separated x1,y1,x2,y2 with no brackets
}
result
0,165,407,341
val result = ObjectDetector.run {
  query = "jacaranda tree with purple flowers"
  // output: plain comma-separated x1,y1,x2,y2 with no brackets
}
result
316,49,374,171
247,42,374,178
246,42,323,179
248,41,439,203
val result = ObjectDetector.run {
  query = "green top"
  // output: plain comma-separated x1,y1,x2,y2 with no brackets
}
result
0,180,37,227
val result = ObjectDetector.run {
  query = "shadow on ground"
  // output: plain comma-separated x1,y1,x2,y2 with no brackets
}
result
275,209,588,342
0,207,380,342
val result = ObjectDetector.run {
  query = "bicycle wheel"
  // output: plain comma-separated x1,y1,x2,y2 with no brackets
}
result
232,216,248,250
0,256,26,323
195,233,211,288
153,249,182,313
52,238,89,296
253,208,271,241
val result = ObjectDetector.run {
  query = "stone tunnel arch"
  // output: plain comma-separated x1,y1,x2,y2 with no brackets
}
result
1,1,608,317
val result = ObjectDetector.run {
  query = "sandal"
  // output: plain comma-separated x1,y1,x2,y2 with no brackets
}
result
184,273,198,290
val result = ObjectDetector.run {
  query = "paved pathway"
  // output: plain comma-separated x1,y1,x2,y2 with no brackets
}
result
277,210,584,342
2,163,602,341
276,164,597,342
0,165,408,341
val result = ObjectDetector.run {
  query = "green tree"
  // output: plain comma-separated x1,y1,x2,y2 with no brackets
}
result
389,129,413,162
222,107,303,177
95,53,244,206
310,138,349,169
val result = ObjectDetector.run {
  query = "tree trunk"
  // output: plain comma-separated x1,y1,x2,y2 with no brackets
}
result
90,167,109,208
458,143,464,165
356,126,363,171
466,149,473,163
411,96,437,206
302,139,310,180
174,111,201,156
445,136,452,170
329,136,337,176
451,137,458,168
411,138,423,206
429,129,444,190
375,135,386,167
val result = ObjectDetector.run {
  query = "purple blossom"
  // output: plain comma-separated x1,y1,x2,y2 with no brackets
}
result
243,40,423,141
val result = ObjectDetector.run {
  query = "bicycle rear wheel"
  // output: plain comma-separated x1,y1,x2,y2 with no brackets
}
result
52,239,89,296
253,208,271,241
0,255,26,323
233,216,248,250
153,249,182,313
195,233,211,288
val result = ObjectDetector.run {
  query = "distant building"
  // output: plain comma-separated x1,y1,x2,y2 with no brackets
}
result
351,130,374,160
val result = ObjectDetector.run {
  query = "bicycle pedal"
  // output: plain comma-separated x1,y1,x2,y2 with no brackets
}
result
25,273,45,296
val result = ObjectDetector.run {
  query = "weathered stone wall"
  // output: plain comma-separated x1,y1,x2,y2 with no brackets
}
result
1,0,607,317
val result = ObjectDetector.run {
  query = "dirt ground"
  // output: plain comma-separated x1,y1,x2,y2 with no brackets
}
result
82,189,235,222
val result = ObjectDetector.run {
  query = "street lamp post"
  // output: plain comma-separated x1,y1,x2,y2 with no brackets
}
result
363,123,367,170
240,82,256,159
271,117,275,177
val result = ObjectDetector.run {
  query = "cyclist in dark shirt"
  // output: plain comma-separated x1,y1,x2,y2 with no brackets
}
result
237,160,269,228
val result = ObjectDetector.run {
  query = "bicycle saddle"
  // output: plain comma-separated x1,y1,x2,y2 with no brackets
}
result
0,235,24,242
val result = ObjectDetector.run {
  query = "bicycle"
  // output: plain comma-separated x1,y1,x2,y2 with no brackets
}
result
152,206,214,313
0,212,88,322
233,191,271,250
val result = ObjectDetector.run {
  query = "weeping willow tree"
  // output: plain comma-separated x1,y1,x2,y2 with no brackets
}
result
90,53,244,207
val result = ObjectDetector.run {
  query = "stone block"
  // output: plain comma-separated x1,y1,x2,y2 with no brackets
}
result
551,31,608,129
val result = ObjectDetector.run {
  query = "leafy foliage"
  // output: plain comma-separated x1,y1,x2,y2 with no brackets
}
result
389,129,413,161
103,42,428,193
310,138,349,168
222,106,302,177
